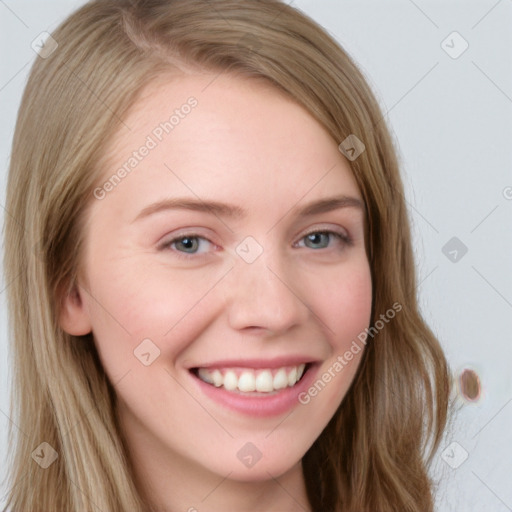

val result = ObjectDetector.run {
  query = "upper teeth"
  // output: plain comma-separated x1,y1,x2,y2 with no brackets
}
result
197,364,306,393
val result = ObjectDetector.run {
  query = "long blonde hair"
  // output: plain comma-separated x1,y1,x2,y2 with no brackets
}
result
3,1,451,510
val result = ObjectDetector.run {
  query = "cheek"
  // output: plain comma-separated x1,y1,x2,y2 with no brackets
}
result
312,260,373,347
294,264,371,423
83,259,226,371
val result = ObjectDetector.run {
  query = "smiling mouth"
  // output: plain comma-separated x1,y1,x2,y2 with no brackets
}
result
190,364,311,394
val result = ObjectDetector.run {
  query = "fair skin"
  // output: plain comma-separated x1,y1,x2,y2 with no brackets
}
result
60,72,372,512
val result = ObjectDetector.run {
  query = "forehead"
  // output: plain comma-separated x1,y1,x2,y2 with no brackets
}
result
94,72,361,221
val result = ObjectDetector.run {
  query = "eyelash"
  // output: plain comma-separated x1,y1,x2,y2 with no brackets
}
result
159,229,353,260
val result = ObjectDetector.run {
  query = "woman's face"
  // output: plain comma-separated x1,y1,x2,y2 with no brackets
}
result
61,72,372,490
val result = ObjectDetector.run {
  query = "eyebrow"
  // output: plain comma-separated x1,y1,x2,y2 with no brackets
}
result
132,195,364,223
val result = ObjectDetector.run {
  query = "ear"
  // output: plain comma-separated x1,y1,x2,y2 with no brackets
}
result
58,281,92,336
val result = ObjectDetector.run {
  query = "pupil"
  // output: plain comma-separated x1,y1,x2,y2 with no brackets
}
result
308,233,324,247
180,237,196,251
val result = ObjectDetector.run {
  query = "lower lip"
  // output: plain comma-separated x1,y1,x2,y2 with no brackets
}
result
190,364,319,417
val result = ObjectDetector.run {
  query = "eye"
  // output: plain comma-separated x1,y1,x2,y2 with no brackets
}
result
160,233,214,258
159,228,352,260
296,229,352,250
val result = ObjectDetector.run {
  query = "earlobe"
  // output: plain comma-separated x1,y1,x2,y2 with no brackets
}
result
58,282,92,336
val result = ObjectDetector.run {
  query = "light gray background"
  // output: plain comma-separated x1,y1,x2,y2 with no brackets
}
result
1,1,511,510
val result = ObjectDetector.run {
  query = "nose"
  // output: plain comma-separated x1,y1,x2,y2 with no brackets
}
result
225,249,310,336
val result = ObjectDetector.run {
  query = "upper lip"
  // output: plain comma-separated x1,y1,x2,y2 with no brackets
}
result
188,356,319,370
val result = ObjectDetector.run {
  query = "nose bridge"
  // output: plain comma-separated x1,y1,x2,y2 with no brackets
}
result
226,239,309,333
